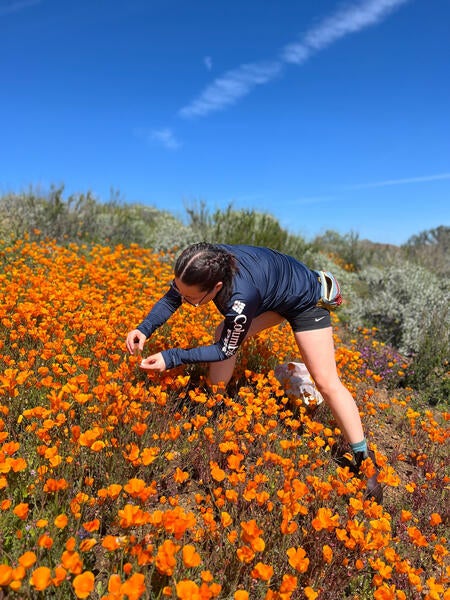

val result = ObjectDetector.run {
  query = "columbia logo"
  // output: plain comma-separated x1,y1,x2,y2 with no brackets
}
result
232,300,246,314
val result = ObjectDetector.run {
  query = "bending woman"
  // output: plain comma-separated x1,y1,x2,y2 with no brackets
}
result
126,242,382,502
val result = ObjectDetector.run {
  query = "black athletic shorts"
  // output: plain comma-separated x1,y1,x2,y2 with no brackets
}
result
288,305,331,333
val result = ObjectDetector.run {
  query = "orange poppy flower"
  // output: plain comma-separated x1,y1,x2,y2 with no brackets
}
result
407,526,428,547
227,453,244,471
29,566,52,591
120,572,146,600
0,497,10,510
225,489,238,503
107,573,122,593
52,566,67,587
61,550,83,574
250,562,273,581
79,539,97,552
286,547,310,573
0,565,13,587
54,514,68,529
201,571,214,582
174,467,189,484
176,580,200,599
72,571,95,599
18,551,37,569
400,510,412,522
221,512,233,527
429,513,442,526
304,587,319,600
322,544,333,564
240,519,265,552
210,462,226,482
118,504,150,527
82,518,100,532
155,540,180,576
36,519,48,528
38,534,53,549
182,544,202,568
43,478,68,493
311,507,340,531
236,546,255,564
102,535,125,551
65,536,77,551
140,446,160,466
13,502,29,520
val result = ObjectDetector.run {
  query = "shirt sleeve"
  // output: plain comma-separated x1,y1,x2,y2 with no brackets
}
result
161,288,261,370
137,286,182,338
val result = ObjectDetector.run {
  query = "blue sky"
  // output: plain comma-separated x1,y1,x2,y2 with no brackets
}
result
1,0,449,245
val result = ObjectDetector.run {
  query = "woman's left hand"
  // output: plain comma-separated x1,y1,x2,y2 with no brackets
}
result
140,353,167,372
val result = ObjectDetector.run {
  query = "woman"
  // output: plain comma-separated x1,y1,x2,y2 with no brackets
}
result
126,242,382,502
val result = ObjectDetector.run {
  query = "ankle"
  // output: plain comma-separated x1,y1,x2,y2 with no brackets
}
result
350,438,368,458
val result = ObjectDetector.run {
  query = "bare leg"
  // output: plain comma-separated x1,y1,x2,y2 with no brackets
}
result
294,327,364,444
208,312,285,387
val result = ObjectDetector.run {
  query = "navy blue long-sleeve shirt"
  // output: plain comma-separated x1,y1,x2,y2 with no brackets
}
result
137,245,321,369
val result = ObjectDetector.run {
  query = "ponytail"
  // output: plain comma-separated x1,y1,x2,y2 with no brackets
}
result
174,243,238,306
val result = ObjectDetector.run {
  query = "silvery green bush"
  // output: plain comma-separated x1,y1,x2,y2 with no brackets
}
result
145,211,198,251
0,188,195,250
347,262,449,355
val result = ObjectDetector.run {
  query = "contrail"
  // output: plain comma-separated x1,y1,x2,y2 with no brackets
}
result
345,172,450,189
0,0,40,17
179,0,410,119
179,61,283,119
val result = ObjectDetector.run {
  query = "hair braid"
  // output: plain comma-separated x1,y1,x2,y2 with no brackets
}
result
174,243,238,305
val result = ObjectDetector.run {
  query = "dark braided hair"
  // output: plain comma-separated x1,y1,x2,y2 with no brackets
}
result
174,243,238,307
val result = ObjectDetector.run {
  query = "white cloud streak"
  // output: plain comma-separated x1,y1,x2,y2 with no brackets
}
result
283,0,410,63
134,127,181,150
179,61,283,118
345,172,450,189
203,56,213,71
0,0,40,16
151,128,181,150
179,0,409,119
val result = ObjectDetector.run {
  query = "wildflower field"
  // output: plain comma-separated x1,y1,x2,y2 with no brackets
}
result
0,239,448,600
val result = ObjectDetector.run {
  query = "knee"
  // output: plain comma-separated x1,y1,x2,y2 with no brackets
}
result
314,376,344,400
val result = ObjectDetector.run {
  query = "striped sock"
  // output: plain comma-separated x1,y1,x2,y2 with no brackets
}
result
350,438,368,458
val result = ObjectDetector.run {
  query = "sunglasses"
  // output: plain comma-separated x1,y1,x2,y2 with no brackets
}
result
171,280,211,307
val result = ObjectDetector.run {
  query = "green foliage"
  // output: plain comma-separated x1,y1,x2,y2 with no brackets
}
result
0,186,99,241
0,186,194,250
346,262,449,404
347,262,449,353
312,229,363,270
402,225,450,277
404,307,450,406
185,201,311,259
311,229,405,272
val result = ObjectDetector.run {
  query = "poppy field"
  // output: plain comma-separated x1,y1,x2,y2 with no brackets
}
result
0,239,448,599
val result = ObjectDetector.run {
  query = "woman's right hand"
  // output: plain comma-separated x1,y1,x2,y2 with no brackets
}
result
126,329,147,354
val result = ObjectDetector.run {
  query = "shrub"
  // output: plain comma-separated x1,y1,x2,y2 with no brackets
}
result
402,225,450,278
185,201,311,259
0,187,194,250
346,262,449,354
346,262,449,404
404,306,450,406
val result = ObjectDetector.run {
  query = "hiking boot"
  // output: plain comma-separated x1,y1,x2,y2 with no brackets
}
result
353,450,383,504
334,450,383,504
